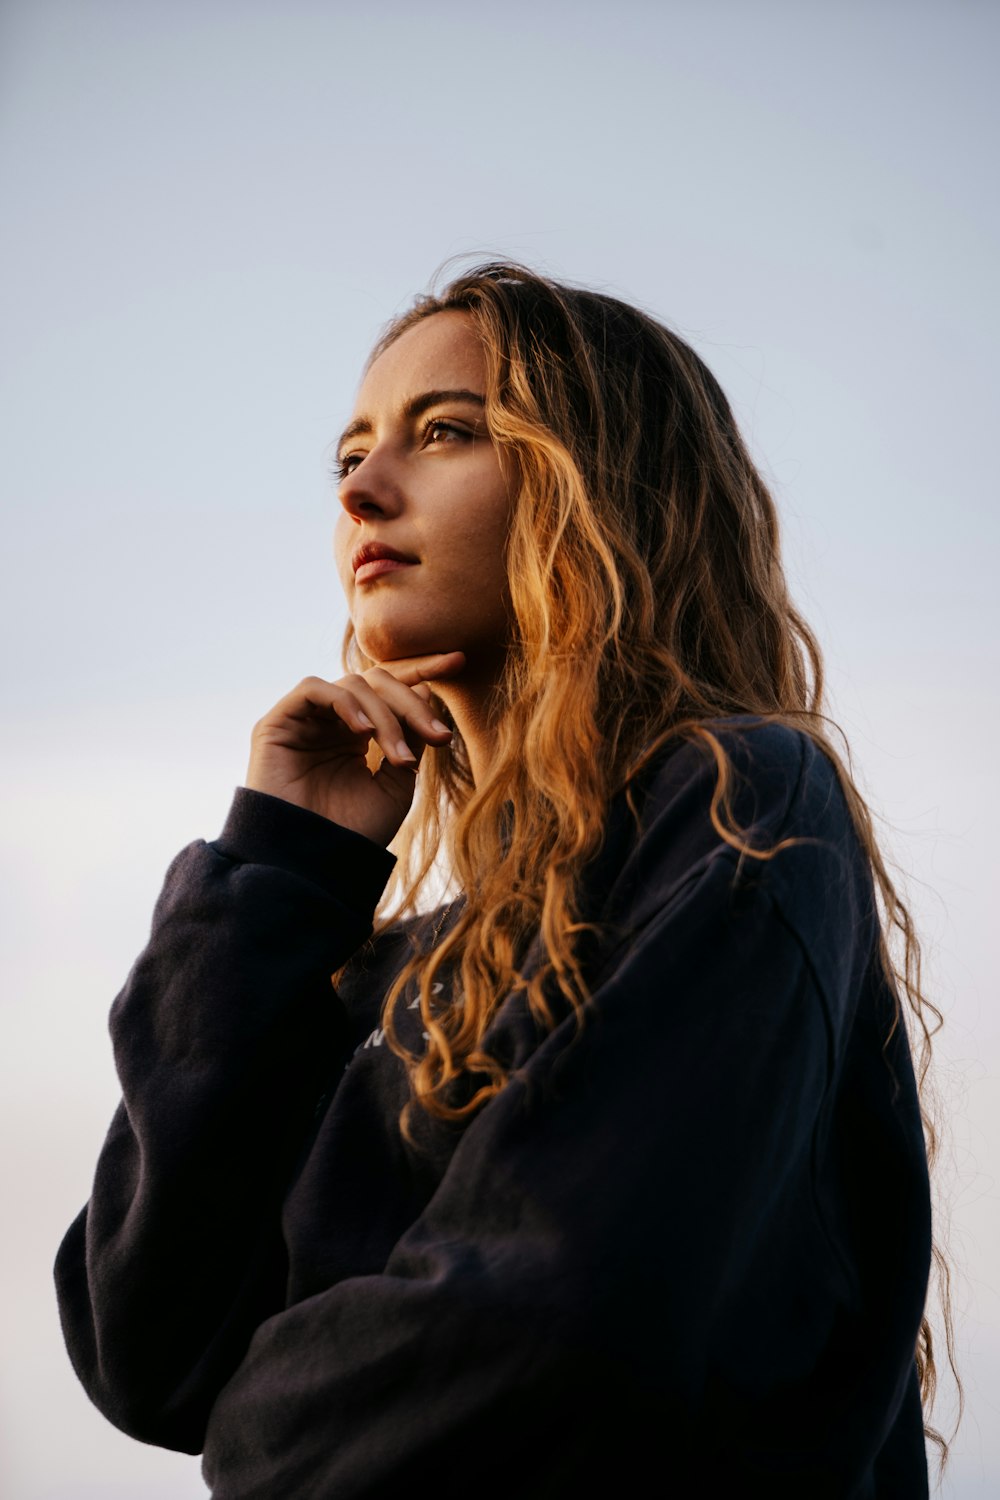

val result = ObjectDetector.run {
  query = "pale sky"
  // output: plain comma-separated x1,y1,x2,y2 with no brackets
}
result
1,2,997,1495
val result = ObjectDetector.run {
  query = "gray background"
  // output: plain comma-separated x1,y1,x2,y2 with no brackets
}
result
1,1,996,1494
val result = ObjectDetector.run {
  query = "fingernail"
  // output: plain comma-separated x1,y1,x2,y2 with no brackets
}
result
430,719,451,735
357,712,374,729
396,740,416,762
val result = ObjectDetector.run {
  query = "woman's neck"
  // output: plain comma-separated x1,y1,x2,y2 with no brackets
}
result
432,674,500,789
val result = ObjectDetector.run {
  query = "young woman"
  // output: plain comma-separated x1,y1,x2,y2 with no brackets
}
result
56,262,949,1496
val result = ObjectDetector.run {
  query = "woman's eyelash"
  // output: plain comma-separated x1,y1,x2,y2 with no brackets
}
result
330,454,359,484
421,418,465,443
331,420,467,484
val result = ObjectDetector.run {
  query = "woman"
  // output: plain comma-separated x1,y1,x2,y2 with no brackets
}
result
55,262,949,1496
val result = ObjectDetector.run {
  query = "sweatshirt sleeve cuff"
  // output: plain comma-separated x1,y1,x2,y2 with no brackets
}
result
211,786,397,917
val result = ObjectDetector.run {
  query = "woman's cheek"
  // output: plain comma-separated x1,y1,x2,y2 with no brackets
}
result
333,522,355,596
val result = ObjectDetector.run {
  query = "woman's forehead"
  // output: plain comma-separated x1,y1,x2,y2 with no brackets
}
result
356,310,484,413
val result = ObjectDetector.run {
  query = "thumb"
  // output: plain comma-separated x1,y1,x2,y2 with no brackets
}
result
381,651,466,689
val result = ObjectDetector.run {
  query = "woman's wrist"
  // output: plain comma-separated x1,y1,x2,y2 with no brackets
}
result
214,786,397,913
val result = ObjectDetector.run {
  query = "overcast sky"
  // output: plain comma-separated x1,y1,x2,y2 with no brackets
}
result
1,2,997,1495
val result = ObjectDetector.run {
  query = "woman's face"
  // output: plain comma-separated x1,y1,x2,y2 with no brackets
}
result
333,310,513,673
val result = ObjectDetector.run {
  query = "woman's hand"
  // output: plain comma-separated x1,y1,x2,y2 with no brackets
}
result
245,652,465,847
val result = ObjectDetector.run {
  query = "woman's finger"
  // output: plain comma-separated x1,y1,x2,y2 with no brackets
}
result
325,684,379,736
361,668,453,748
342,678,423,767
297,680,418,769
252,664,456,778
376,651,466,689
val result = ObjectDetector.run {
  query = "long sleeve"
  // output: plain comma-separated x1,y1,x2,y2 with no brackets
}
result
54,787,396,1453
55,729,932,1497
198,733,931,1497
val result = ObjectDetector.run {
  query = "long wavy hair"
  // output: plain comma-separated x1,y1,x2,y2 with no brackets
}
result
340,260,958,1461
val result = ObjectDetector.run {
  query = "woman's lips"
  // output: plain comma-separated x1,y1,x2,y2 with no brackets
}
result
354,557,418,585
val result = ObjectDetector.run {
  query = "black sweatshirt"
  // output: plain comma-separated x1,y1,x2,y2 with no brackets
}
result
54,721,932,1498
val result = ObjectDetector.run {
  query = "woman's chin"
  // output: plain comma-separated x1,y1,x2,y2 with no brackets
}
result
353,620,447,668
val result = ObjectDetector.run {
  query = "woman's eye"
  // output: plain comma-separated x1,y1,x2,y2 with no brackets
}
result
333,453,363,482
423,420,465,447
332,422,466,484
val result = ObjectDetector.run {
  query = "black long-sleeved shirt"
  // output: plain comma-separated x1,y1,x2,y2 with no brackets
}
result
55,720,932,1497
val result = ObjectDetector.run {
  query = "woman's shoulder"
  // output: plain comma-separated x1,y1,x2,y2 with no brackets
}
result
598,715,870,947
634,714,847,847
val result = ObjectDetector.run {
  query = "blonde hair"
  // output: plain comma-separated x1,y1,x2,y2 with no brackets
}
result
341,260,958,1461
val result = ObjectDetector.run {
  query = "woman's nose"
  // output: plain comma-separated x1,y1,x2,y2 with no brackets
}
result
337,445,405,523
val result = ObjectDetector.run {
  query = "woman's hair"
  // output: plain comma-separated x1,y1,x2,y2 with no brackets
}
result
340,260,958,1458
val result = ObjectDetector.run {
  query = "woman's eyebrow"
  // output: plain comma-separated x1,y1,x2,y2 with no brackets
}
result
336,389,485,453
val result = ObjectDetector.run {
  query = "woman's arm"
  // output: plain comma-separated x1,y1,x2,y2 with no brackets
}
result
198,740,932,1497
54,786,396,1453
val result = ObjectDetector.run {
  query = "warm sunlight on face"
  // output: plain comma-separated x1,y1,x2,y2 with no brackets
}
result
333,311,513,672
